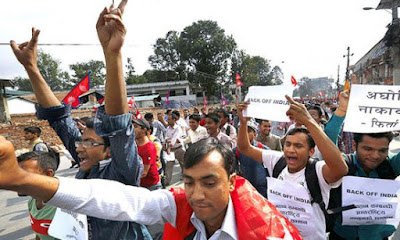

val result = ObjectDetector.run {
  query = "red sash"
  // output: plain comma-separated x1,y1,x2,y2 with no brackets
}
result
163,176,303,239
29,213,52,236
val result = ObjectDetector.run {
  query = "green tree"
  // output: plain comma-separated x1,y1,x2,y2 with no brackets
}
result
231,50,283,91
69,60,105,88
12,77,32,91
149,20,237,95
180,20,236,95
37,50,71,91
148,31,186,80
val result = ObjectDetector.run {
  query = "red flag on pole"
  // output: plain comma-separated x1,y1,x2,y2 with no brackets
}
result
62,73,90,108
221,92,229,106
235,72,243,87
166,87,170,105
128,95,137,109
136,108,142,119
203,96,207,109
290,75,298,87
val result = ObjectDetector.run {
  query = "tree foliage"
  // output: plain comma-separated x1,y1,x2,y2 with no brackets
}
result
69,60,105,88
231,50,283,92
149,20,237,95
12,77,32,91
37,50,71,91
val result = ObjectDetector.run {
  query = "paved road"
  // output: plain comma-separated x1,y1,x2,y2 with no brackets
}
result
0,155,184,240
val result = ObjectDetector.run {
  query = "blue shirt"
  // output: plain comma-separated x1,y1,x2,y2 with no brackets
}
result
36,104,150,240
233,141,269,197
333,153,400,240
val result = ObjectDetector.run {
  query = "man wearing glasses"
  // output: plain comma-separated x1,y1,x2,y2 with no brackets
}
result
10,0,151,239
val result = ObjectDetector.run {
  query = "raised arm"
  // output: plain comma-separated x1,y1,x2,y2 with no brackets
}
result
285,95,348,183
236,102,263,163
324,90,349,145
0,136,175,226
96,0,128,115
10,28,60,107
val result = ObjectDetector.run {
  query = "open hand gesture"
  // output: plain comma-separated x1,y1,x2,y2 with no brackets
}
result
10,28,40,68
96,0,128,54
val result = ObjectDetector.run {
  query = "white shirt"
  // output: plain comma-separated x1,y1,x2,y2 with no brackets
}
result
176,118,188,136
208,131,234,148
184,126,208,144
165,124,182,148
47,177,238,240
220,123,237,147
261,150,341,240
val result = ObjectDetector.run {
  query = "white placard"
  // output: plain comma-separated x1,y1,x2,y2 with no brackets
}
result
267,177,315,237
163,151,175,162
343,84,400,133
243,85,294,122
48,208,88,240
342,176,400,226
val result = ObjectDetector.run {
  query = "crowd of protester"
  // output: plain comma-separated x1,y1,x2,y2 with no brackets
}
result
1,0,400,239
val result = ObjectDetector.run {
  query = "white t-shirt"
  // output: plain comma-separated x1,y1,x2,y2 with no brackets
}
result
262,150,341,240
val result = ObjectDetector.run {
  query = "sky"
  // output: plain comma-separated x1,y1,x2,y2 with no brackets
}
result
0,0,394,86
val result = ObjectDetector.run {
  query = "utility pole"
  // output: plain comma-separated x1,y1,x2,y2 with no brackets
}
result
343,47,354,82
337,65,340,97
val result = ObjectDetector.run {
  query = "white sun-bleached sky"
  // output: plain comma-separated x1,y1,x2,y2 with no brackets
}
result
0,0,393,85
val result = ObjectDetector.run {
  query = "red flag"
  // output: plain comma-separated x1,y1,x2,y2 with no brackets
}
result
291,75,298,87
63,73,90,108
136,108,142,119
318,91,325,96
203,96,207,109
128,95,137,109
221,92,229,106
166,87,170,105
235,72,243,87
98,97,104,104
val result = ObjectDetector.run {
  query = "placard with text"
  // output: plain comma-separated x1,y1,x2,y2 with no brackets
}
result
343,84,400,133
243,85,294,122
342,176,400,226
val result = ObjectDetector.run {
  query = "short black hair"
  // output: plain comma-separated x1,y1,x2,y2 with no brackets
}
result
144,113,153,120
217,109,229,119
353,132,394,146
172,110,180,118
285,127,315,149
205,113,220,124
183,137,234,176
307,105,323,118
169,113,178,121
18,151,59,172
84,118,110,151
24,126,41,137
189,114,201,122
260,119,270,124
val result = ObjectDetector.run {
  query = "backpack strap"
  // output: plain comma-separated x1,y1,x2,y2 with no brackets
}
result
272,156,286,178
304,159,326,211
344,154,357,176
376,158,396,179
226,124,231,137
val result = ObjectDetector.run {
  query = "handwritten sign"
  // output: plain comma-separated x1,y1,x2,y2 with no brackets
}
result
343,85,400,133
267,177,315,237
48,208,88,240
342,176,400,226
243,85,294,122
